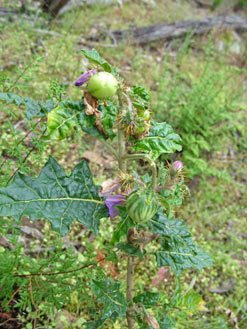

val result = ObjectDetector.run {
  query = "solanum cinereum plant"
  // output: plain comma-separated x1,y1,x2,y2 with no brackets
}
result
0,49,213,328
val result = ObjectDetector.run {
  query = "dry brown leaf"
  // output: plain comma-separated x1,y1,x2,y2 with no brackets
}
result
95,249,119,279
99,178,121,196
84,92,98,115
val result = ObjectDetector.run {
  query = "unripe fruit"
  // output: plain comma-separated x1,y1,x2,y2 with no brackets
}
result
88,72,118,99
138,109,151,121
126,189,159,223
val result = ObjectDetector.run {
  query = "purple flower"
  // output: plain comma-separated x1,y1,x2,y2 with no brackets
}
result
172,160,183,172
104,194,126,219
74,69,97,87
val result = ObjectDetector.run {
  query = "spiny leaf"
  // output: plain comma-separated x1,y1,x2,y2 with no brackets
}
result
134,121,182,160
0,157,108,236
155,239,213,275
148,213,213,275
148,212,193,246
91,278,127,319
0,92,55,119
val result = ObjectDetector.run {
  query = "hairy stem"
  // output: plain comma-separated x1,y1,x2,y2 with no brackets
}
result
117,90,126,172
126,255,135,329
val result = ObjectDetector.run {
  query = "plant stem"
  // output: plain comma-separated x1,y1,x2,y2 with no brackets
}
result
123,153,157,190
118,128,126,172
117,90,126,172
117,90,135,328
126,255,135,329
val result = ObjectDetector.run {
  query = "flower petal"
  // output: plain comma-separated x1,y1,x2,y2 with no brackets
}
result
74,69,97,87
104,194,126,218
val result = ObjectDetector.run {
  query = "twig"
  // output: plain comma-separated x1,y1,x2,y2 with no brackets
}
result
29,28,63,37
29,277,35,307
0,318,19,327
4,287,22,307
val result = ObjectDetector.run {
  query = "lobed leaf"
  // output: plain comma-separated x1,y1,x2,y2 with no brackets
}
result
0,157,108,236
148,213,213,275
155,243,213,276
91,278,127,319
0,92,55,119
134,121,182,160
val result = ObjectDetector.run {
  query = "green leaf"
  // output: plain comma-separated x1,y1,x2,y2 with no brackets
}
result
116,242,144,258
98,101,118,139
133,291,159,307
129,85,150,110
180,290,204,311
81,49,117,74
155,240,213,275
91,278,127,319
0,92,55,119
0,157,108,236
148,212,193,244
148,213,213,275
110,207,135,245
134,121,182,160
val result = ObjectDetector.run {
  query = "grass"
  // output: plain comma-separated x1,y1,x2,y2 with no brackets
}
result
0,0,247,328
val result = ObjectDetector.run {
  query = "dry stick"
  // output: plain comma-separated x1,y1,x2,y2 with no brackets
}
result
0,318,19,327
4,286,23,307
29,277,35,307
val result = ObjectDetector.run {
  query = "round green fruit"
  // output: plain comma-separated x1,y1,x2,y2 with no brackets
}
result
126,189,159,223
87,72,118,99
138,109,151,121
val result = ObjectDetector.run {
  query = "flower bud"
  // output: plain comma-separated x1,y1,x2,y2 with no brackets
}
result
172,160,183,172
